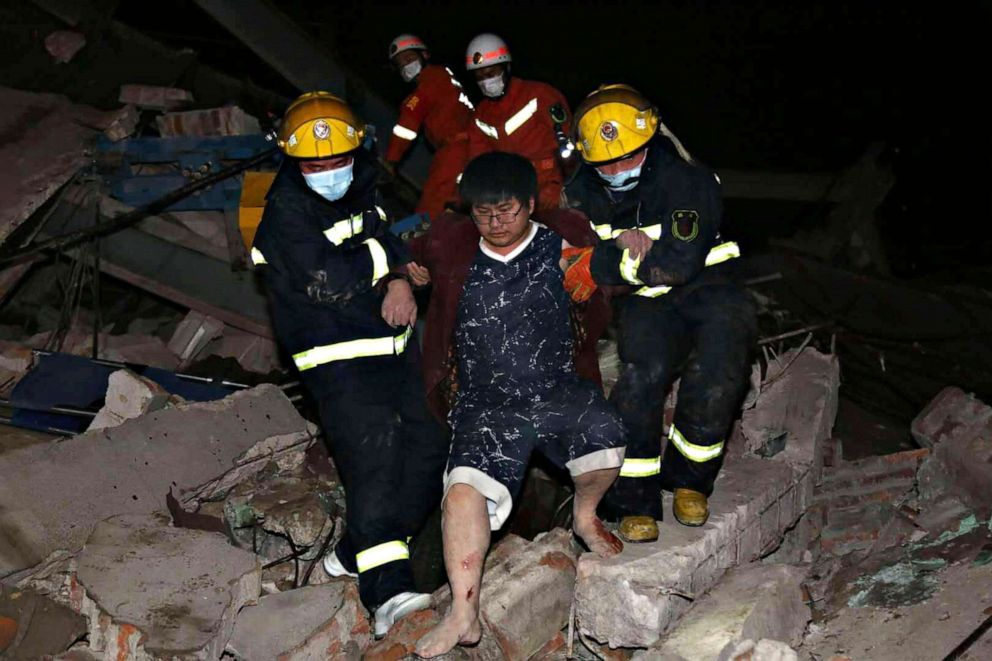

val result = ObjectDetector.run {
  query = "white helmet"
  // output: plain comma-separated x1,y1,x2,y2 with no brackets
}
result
465,33,512,71
388,34,428,59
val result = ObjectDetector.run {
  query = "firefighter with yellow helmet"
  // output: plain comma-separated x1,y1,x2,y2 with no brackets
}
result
251,92,447,636
562,85,757,541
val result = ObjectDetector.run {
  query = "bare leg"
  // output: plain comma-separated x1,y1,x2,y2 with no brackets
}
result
415,484,488,658
572,467,624,557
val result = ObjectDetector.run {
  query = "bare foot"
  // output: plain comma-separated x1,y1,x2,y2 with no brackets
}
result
414,610,482,658
574,516,624,557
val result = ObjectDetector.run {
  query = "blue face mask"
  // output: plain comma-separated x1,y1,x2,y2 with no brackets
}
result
597,162,643,191
303,161,354,202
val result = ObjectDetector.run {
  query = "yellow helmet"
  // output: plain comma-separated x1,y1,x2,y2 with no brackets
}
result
277,92,366,159
574,84,659,164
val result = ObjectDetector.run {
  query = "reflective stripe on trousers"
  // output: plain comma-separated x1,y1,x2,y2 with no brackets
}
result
292,326,413,371
355,539,410,573
619,456,662,477
669,424,724,463
633,241,741,297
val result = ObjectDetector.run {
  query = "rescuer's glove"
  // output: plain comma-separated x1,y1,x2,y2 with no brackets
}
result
562,246,596,303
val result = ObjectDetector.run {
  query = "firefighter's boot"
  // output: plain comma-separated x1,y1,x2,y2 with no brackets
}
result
618,515,659,543
673,488,709,526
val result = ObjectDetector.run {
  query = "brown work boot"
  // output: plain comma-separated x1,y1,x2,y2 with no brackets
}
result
617,515,659,543
673,488,709,526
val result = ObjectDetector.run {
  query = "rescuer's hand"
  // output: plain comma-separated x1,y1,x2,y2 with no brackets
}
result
562,246,597,303
382,278,417,327
615,229,654,260
407,261,432,286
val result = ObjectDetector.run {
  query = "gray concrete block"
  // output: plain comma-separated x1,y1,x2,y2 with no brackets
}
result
650,564,809,661
74,514,260,659
479,528,579,660
227,581,370,660
0,385,314,577
87,368,172,431
576,456,802,649
741,348,839,482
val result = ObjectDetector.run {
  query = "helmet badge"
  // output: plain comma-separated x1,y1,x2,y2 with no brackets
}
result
599,121,618,142
313,120,330,140
472,52,484,65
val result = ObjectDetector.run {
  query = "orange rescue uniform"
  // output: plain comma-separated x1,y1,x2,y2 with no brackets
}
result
468,77,570,210
385,64,475,221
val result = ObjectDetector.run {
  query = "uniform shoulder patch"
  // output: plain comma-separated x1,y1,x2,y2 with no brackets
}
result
671,209,699,242
405,96,420,111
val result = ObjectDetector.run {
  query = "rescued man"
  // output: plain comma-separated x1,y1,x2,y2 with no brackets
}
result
415,152,627,658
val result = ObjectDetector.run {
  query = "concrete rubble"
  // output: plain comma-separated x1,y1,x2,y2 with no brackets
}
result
741,346,840,470
223,471,341,569
156,106,262,137
0,384,314,578
44,30,86,63
226,581,370,660
167,310,226,364
0,583,88,659
576,454,813,649
639,563,809,660
576,347,837,650
911,386,992,516
368,529,579,661
86,368,175,431
40,514,261,660
118,84,194,111
0,339,33,394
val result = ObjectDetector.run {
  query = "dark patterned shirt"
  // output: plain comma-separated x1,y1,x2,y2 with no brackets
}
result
455,223,573,398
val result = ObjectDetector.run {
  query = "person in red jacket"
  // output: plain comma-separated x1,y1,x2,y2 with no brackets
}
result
385,34,475,221
464,33,571,211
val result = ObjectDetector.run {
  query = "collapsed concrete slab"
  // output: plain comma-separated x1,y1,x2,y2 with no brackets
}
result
642,564,809,661
0,384,314,578
741,347,840,479
910,387,992,517
577,455,813,649
227,581,370,660
87,368,173,431
71,514,260,660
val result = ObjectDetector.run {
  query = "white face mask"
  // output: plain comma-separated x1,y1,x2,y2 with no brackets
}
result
399,60,422,83
479,74,505,98
597,162,643,192
303,161,354,202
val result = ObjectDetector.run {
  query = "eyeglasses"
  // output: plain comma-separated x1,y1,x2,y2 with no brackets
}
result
471,203,524,226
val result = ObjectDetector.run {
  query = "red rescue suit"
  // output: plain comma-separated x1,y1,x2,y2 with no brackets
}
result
468,78,570,210
385,64,474,221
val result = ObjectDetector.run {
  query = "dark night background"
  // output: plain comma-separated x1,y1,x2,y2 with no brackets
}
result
107,0,992,280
